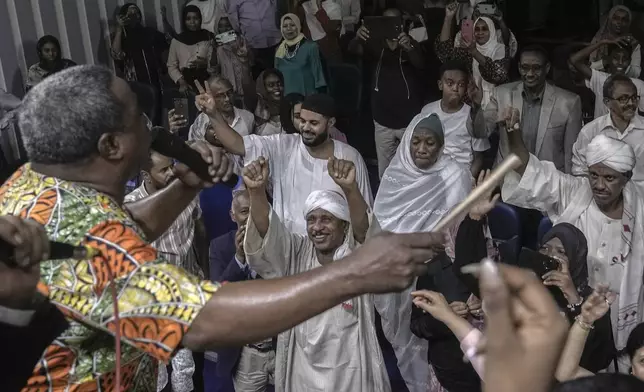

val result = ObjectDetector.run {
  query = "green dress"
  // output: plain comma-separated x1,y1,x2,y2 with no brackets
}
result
275,39,326,96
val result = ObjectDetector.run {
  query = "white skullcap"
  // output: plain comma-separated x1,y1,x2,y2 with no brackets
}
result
303,190,350,222
586,134,635,173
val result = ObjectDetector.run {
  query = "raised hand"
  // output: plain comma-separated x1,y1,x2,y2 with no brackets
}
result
478,260,568,392
0,216,49,309
501,107,521,133
172,141,234,188
347,231,446,293
243,157,270,190
398,32,413,51
235,224,246,262
579,285,617,325
468,169,501,220
356,24,370,41
411,290,458,322
168,109,188,134
445,1,459,19
328,157,356,189
195,80,217,116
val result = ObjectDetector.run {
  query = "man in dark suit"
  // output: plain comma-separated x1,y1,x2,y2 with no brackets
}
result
205,189,275,392
0,215,69,392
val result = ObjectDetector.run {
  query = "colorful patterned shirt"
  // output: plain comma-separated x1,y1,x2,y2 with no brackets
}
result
0,165,219,392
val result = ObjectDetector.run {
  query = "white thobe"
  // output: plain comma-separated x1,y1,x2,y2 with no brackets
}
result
502,154,644,353
245,210,391,392
243,134,373,235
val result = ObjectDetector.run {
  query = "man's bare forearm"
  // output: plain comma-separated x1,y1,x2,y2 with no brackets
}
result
183,256,361,349
124,180,199,241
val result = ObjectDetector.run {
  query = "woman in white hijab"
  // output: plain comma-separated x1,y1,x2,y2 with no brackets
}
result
437,3,510,107
372,113,472,392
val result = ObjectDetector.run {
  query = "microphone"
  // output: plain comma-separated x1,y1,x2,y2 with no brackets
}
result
150,126,240,188
0,239,101,265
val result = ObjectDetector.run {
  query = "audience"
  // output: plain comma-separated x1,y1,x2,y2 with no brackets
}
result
275,13,327,96
26,35,76,92
8,1,644,391
168,5,216,93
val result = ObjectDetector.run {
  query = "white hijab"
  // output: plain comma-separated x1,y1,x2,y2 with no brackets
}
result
472,17,506,107
372,113,472,392
374,113,473,233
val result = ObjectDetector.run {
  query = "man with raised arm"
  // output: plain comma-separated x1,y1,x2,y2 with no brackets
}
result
500,107,644,368
242,155,394,391
0,65,444,391
195,82,373,235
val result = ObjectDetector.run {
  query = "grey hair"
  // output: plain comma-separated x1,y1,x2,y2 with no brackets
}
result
18,65,125,164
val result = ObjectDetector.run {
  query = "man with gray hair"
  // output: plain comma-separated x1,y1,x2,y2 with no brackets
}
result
0,65,445,391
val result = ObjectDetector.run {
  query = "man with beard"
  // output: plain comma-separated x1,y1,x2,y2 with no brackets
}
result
501,107,644,371
242,155,390,391
200,90,372,235
572,74,644,188
485,45,583,173
570,38,644,118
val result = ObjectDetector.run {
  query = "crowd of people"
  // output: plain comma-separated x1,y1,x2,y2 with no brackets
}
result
3,0,644,392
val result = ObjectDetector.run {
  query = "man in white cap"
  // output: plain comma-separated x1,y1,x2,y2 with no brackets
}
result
500,108,644,369
240,155,392,392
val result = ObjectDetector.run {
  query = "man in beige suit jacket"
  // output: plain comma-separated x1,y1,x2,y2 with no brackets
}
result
483,46,583,173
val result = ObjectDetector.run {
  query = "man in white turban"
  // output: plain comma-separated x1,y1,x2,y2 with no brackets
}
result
501,109,644,371
241,155,391,392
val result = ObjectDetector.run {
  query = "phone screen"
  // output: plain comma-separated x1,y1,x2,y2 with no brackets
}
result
461,19,474,44
173,98,189,119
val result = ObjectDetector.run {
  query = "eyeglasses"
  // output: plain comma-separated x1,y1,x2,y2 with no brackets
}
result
610,94,640,105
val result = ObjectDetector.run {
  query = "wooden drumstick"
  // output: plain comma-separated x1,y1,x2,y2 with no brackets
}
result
432,154,522,234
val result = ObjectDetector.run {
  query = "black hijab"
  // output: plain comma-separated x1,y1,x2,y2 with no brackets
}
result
176,5,212,46
540,223,590,294
280,93,305,134
36,35,64,73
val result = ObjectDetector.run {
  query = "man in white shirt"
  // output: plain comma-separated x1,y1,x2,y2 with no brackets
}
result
572,74,644,188
335,0,360,35
189,76,255,142
570,38,644,118
501,108,644,368
197,90,373,235
420,61,489,177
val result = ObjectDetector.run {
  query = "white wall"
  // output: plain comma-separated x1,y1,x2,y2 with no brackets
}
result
0,0,185,97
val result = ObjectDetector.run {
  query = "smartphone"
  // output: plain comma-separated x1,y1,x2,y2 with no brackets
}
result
461,19,474,44
216,30,237,45
476,3,497,15
173,98,189,120
364,16,403,41
587,256,621,294
517,248,567,306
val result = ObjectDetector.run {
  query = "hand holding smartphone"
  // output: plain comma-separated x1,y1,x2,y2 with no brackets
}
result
461,19,474,46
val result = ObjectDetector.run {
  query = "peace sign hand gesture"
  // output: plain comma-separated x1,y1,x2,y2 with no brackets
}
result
195,80,217,117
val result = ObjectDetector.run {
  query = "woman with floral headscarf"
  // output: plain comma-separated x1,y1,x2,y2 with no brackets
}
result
26,35,76,92
590,5,641,78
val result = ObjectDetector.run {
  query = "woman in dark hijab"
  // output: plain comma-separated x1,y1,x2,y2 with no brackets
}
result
26,35,76,92
168,5,215,93
111,3,168,90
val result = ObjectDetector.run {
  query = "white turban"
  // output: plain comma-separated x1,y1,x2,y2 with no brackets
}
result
586,134,635,173
303,190,350,222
